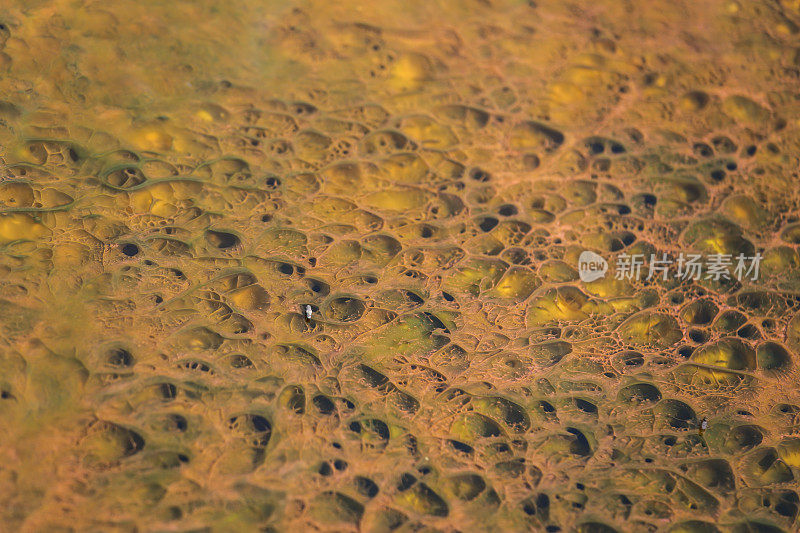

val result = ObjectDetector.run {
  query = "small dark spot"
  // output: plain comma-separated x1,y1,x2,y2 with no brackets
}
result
744,145,757,157
278,263,294,275
498,204,518,216
678,346,693,358
107,348,134,368
420,226,433,238
617,204,631,215
693,143,714,157
610,143,625,154
355,476,379,498
710,169,725,182
726,161,737,171
469,167,490,182
121,243,139,257
160,383,177,399
540,401,555,413
155,295,163,304
664,436,676,446
261,214,272,222
642,194,657,207
318,462,333,476
397,473,417,491
442,291,454,302
333,459,348,471
265,176,281,188
449,440,474,454
589,142,604,155
478,217,499,232
644,458,653,463
167,414,188,432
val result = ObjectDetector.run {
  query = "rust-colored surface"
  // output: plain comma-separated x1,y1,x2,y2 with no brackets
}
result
1,0,800,531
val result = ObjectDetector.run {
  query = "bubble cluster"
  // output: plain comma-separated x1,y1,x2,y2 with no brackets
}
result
1,0,800,531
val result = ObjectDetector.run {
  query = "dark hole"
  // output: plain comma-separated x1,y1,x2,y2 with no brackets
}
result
348,421,362,432
610,143,625,154
155,295,163,304
617,204,631,215
318,462,333,476
536,493,550,510
332,442,342,449
355,476,379,498
68,148,79,162
265,176,281,188
726,161,737,171
178,454,189,463
540,401,555,413
479,217,499,232
576,483,585,490
449,440,474,454
160,383,177,399
678,346,693,358
738,324,759,338
261,214,272,222
418,466,431,475
644,458,653,463
575,399,597,414
545,527,560,533
121,243,139,257
168,414,188,431
710,169,725,181
1,390,13,399
108,348,134,367
469,167,490,182
775,501,796,517
420,226,433,238
250,415,271,433
398,473,417,491
231,355,253,368
278,263,293,275
498,204,518,216
206,230,239,249
642,194,657,206
689,329,707,343
333,459,348,471
664,436,676,446
589,142,604,154
745,145,757,156
693,143,713,157
442,292,454,302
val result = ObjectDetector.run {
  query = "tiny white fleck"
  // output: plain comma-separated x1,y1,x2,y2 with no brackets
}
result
304,304,313,319
701,418,708,430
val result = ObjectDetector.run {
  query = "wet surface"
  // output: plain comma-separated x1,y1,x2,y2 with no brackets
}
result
1,0,800,531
